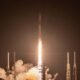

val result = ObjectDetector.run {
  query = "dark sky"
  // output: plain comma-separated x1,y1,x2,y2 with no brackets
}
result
0,1,80,80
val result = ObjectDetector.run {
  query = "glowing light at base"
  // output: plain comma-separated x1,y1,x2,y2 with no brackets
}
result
25,67,41,80
38,38,42,66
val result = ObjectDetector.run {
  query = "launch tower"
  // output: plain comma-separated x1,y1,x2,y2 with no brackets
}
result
66,52,71,80
73,51,77,80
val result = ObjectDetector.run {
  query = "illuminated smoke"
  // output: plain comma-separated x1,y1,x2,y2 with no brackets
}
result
0,67,6,79
0,59,58,80
52,73,58,80
14,61,57,80
14,60,26,73
25,67,41,80
47,74,52,80
12,60,33,74
15,66,40,80
6,74,14,80
16,72,26,80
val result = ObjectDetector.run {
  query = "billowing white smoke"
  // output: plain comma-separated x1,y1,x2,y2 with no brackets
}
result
52,73,58,80
15,60,26,73
6,74,14,80
0,67,6,79
16,66,40,80
16,66,58,80
16,72,26,80
45,67,58,80
12,60,33,74
47,74,52,80
12,60,58,80
0,60,58,80
25,67,41,80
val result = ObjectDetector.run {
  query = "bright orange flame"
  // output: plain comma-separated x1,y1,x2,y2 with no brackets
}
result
38,38,42,66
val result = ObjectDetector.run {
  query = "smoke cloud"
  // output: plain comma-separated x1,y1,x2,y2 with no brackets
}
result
0,67,6,79
0,60,58,80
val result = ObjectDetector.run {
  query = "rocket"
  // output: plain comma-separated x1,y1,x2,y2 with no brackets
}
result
37,13,45,80
38,13,42,66
73,51,77,80
66,52,71,80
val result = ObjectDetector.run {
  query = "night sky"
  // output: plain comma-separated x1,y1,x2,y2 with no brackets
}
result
0,1,80,80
